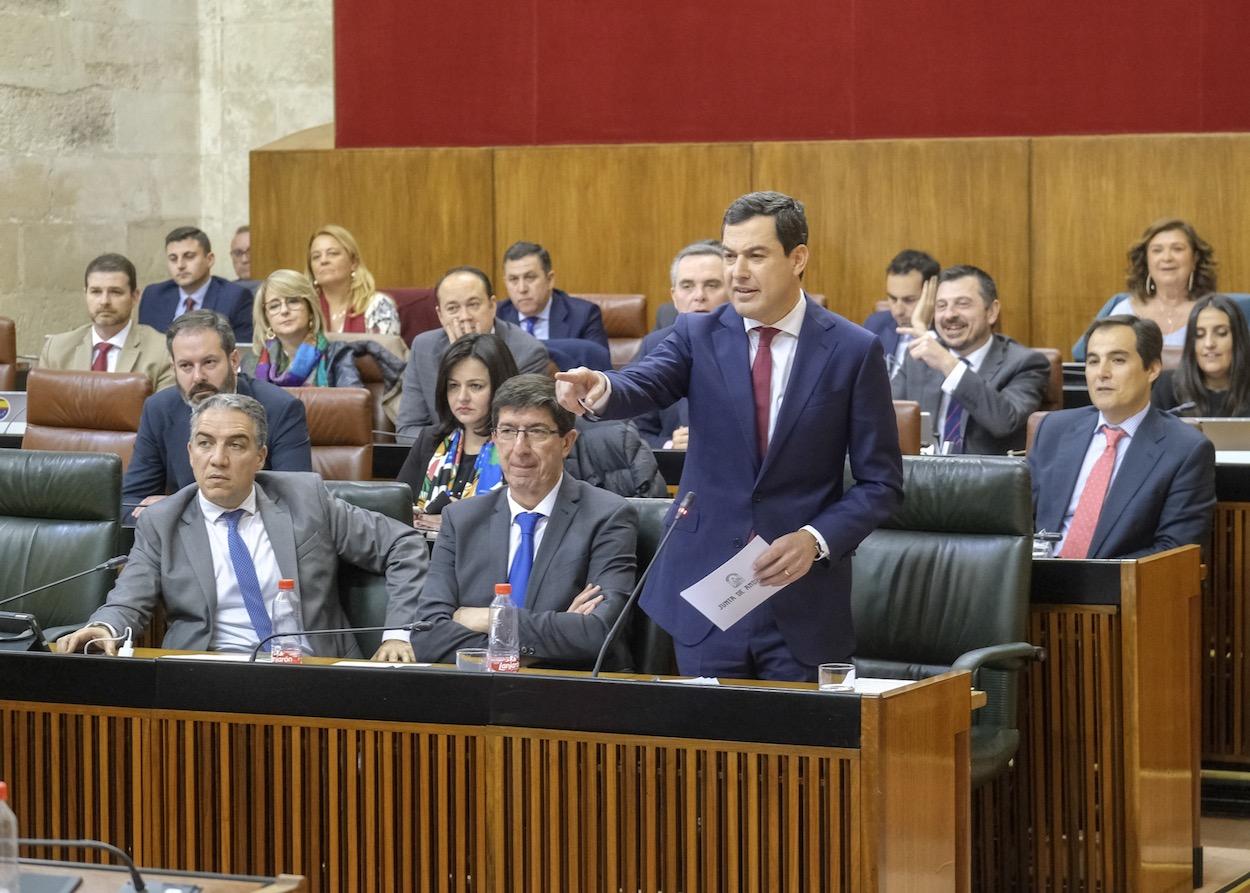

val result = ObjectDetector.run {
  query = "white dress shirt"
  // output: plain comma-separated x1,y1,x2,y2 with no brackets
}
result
1054,404,1150,552
506,475,564,573
937,335,994,451
90,321,131,373
520,299,553,341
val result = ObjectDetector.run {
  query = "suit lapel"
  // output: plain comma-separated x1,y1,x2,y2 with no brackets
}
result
202,277,219,312
1041,410,1098,531
762,300,838,479
72,327,93,370
256,484,299,581
710,310,758,467
114,324,141,374
525,476,579,609
178,496,221,616
549,294,569,339
490,492,512,588
1088,410,1166,557
919,363,944,434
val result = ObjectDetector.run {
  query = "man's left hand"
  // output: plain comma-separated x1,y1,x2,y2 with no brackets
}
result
371,640,416,663
453,606,491,633
753,530,820,587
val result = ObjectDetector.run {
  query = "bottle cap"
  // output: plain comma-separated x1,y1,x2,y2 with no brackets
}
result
0,780,8,801
494,583,512,595
278,579,295,590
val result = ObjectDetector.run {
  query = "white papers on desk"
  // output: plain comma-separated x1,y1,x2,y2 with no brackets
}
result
679,536,789,631
158,652,254,662
333,660,433,668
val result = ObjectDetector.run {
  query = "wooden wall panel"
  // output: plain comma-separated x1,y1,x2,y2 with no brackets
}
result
1031,133,1250,355
492,144,751,324
753,139,1033,343
249,148,495,292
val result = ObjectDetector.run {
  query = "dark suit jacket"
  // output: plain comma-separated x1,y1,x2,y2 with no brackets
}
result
122,374,313,504
862,309,901,356
138,276,255,343
891,334,1050,454
413,476,638,669
1029,406,1216,559
629,326,688,448
602,297,904,665
92,472,427,655
497,289,609,351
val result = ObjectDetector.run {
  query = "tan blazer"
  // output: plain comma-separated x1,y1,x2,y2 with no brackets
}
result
38,321,174,391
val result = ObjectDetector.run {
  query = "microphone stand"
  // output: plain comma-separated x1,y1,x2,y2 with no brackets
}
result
0,555,127,610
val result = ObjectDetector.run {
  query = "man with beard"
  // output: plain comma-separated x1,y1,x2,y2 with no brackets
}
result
123,309,312,518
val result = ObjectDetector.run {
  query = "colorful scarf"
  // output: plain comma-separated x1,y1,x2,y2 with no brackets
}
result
255,333,330,387
417,428,503,511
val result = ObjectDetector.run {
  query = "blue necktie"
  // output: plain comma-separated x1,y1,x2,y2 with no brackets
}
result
942,358,972,454
221,509,273,641
508,512,543,609
522,317,536,336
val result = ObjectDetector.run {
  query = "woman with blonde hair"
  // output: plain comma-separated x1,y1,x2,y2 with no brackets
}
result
307,224,400,335
252,269,363,387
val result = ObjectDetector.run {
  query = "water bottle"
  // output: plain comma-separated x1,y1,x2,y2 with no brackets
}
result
0,780,19,893
486,583,519,673
270,578,303,664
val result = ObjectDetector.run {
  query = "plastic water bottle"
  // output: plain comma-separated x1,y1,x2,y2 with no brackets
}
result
270,578,303,664
486,583,519,673
0,780,19,893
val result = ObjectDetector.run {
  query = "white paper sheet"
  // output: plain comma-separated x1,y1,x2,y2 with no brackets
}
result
679,536,789,631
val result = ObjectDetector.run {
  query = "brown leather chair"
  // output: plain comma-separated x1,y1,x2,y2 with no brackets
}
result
382,287,441,346
893,400,922,455
1034,347,1063,412
1025,410,1052,453
21,368,151,469
0,316,17,390
578,294,647,368
289,386,373,480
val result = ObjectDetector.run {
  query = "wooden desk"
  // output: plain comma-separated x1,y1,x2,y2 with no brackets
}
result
1206,464,1250,770
1,654,976,893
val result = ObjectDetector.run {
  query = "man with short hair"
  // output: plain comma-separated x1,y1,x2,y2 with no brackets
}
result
1030,315,1215,559
632,240,730,448
395,266,548,439
863,249,941,375
557,191,903,681
123,310,312,515
496,241,609,350
892,264,1050,454
59,394,426,660
413,374,637,669
230,224,260,295
38,253,173,391
138,226,254,343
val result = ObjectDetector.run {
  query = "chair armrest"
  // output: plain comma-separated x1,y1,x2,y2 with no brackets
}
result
952,642,1045,676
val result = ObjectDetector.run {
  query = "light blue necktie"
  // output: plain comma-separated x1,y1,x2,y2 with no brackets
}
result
522,317,537,336
508,512,543,609
221,509,273,641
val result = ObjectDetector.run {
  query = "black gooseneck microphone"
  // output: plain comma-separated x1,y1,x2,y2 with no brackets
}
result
0,555,127,610
247,620,433,662
17,836,178,891
591,490,695,678
1167,401,1197,416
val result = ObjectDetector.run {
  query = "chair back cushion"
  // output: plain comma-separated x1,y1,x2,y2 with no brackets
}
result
0,316,16,390
893,400,921,455
578,294,647,368
1035,347,1063,412
21,369,151,470
289,387,373,480
625,496,678,675
384,287,441,346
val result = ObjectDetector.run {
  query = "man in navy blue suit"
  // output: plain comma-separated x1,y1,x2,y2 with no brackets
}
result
862,249,940,379
1030,315,1215,559
497,241,609,352
557,192,904,680
124,310,311,517
138,226,254,343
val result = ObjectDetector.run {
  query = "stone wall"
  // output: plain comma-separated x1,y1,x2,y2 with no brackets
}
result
0,0,333,355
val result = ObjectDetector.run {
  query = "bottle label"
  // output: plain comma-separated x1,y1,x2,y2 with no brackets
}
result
271,645,303,664
488,655,519,673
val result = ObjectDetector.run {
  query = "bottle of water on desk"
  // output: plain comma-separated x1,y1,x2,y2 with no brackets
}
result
270,578,303,664
487,583,519,673
0,780,19,893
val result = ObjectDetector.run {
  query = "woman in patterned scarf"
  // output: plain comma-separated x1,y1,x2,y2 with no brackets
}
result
251,269,363,388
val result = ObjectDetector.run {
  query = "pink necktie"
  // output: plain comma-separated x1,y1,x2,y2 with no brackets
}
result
1059,426,1126,559
751,327,779,461
91,342,112,372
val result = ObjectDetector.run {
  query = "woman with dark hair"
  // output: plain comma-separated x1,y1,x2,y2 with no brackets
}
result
396,333,519,528
1153,294,1250,417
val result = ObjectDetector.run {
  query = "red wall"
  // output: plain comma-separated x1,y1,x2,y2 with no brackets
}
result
334,0,1250,147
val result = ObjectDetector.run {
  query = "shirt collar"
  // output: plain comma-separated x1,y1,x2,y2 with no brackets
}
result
506,474,563,521
198,485,259,523
741,291,806,338
1096,403,1151,438
92,320,132,349
957,335,995,373
525,297,553,323
180,278,211,305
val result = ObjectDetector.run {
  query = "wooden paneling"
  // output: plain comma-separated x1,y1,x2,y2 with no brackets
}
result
1206,502,1250,763
753,139,1033,341
1030,133,1250,353
492,144,751,325
249,148,495,291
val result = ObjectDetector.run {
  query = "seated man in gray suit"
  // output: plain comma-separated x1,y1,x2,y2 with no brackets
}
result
413,374,638,669
396,266,548,439
892,264,1050,454
58,394,428,662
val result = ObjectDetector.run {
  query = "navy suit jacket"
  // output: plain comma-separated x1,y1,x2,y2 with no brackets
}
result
862,309,901,356
629,326,688,448
1029,406,1215,559
602,297,904,664
139,276,255,343
498,289,609,351
122,375,313,504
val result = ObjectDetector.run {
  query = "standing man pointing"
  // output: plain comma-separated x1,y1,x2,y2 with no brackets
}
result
556,191,903,681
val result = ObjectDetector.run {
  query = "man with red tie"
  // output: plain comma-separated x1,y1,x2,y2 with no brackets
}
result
1030,316,1215,559
556,191,904,681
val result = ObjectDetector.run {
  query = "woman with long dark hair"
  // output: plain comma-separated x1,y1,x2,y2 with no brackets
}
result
1153,293,1250,417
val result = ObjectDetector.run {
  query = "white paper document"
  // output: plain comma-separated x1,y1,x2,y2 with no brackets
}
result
679,536,789,631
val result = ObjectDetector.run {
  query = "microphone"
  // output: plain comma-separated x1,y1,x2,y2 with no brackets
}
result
0,555,127,610
1167,401,1197,415
591,490,695,678
18,836,183,892
248,620,433,662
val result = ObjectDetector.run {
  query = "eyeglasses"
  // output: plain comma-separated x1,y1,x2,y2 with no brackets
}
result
230,248,250,259
264,297,306,314
494,425,559,444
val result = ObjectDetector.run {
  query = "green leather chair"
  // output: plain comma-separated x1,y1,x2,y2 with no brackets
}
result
626,497,678,676
850,455,1042,787
0,450,122,643
326,479,415,656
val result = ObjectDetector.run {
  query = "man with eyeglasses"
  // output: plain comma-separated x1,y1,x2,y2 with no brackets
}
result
395,266,548,440
230,224,260,296
412,374,638,670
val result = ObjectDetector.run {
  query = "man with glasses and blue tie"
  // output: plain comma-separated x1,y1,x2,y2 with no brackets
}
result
412,374,638,670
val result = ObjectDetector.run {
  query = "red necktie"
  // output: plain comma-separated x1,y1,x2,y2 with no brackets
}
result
751,326,779,461
1059,425,1126,559
91,342,112,372
182,297,195,315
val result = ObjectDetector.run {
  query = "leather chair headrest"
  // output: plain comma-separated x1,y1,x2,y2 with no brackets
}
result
26,368,150,430
877,455,1033,536
579,294,647,338
0,450,121,520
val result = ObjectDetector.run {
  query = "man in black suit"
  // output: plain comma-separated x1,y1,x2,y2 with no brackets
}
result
138,226,254,343
892,265,1050,454
496,241,609,351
